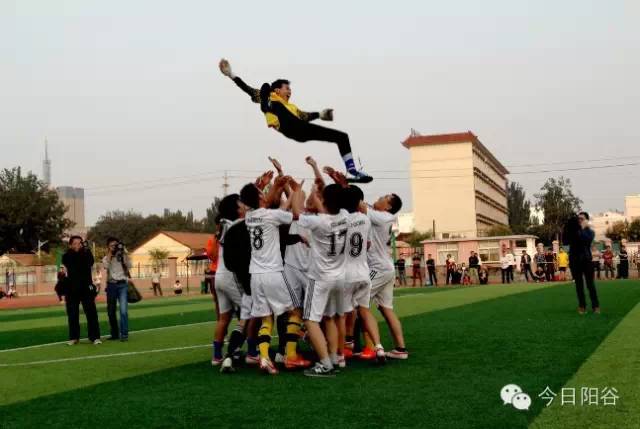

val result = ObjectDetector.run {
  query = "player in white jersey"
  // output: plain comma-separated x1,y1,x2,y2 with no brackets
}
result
342,185,387,363
293,183,349,377
240,179,310,375
365,193,409,360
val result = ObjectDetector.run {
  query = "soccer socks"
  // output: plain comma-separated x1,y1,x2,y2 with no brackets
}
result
227,328,246,358
213,341,224,360
320,356,334,370
258,317,273,360
342,153,357,174
286,313,303,359
277,313,288,356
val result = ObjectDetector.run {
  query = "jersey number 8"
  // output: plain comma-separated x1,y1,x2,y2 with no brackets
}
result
252,226,264,250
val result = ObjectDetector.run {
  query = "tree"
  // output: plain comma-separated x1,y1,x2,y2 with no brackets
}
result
534,177,582,242
203,197,222,233
629,219,640,242
87,210,162,250
605,220,629,242
404,230,433,248
507,182,531,234
148,247,170,267
0,167,72,254
485,224,513,237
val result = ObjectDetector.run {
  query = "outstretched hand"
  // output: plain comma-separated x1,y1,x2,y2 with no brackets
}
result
305,156,318,168
268,157,284,176
219,58,234,78
320,109,334,121
323,166,349,187
255,170,274,191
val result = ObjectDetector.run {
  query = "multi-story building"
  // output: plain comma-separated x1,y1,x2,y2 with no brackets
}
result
402,131,509,239
56,186,86,237
591,210,626,241
625,195,640,221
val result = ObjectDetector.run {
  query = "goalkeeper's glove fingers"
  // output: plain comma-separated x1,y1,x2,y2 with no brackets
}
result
320,108,334,121
219,58,235,79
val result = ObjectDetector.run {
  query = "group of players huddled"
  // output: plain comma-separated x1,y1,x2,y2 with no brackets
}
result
210,157,407,377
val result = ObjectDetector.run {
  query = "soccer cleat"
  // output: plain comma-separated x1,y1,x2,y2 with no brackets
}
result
347,170,373,184
259,83,271,113
93,339,102,345
359,347,376,360
220,357,235,373
375,347,387,364
284,356,312,370
304,363,337,378
211,357,223,366
245,354,260,365
343,348,354,359
67,340,79,346
274,352,285,364
260,358,279,375
385,349,409,360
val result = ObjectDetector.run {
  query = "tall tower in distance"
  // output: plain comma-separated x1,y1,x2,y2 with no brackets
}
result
42,138,52,186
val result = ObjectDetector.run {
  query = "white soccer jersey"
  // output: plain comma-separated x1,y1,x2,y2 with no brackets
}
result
284,221,310,272
298,210,349,281
345,212,371,283
216,218,242,275
245,208,293,274
367,208,397,273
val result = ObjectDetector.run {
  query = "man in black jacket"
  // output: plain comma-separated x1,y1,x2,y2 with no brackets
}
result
566,212,600,314
62,236,101,345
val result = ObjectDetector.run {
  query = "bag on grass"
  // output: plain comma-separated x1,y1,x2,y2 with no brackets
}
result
127,280,143,303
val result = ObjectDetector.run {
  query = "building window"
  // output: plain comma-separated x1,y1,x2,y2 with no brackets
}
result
478,240,500,264
436,243,458,265
515,239,527,248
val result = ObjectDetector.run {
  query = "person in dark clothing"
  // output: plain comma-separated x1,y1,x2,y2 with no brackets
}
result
618,245,629,279
478,267,489,285
468,251,480,285
62,236,101,345
520,250,534,282
445,254,456,285
565,212,600,314
426,254,437,286
412,255,423,287
544,249,556,281
396,258,407,286
219,58,371,183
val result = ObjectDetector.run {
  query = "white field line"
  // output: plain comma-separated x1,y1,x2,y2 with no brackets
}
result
0,344,211,367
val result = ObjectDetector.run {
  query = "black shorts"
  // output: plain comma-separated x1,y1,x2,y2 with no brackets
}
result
559,267,567,272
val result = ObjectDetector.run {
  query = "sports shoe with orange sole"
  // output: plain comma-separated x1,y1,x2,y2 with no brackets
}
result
359,347,376,360
284,355,312,370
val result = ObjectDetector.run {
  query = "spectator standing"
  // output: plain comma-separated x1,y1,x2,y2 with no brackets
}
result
557,248,569,281
103,237,132,342
521,250,534,282
412,254,423,287
544,249,556,281
445,254,456,285
151,268,163,296
618,245,629,279
500,249,512,284
468,251,480,285
4,270,9,294
534,244,547,277
396,258,407,286
62,236,101,345
567,212,600,314
509,249,517,282
426,254,437,286
602,246,615,279
591,246,602,279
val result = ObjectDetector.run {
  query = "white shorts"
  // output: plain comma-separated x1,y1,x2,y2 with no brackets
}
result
344,279,372,312
303,278,345,322
215,272,252,320
370,270,395,309
250,272,296,318
284,264,308,308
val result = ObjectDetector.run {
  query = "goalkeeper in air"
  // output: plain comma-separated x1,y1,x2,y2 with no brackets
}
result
219,58,372,183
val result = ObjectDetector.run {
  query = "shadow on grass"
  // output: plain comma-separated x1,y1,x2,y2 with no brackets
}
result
1,282,639,429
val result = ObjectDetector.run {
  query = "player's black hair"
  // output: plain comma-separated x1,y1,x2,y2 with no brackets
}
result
271,79,290,90
389,193,403,214
343,185,364,213
69,235,83,245
322,184,344,215
240,183,261,210
218,194,241,222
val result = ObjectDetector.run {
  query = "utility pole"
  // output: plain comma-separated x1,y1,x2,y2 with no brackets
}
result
222,170,229,196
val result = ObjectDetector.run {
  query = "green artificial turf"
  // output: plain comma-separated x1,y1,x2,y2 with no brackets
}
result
1,281,639,429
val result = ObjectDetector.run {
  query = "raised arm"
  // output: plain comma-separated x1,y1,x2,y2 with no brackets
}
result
219,58,261,103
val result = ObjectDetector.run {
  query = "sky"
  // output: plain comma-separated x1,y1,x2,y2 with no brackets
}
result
2,0,639,225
